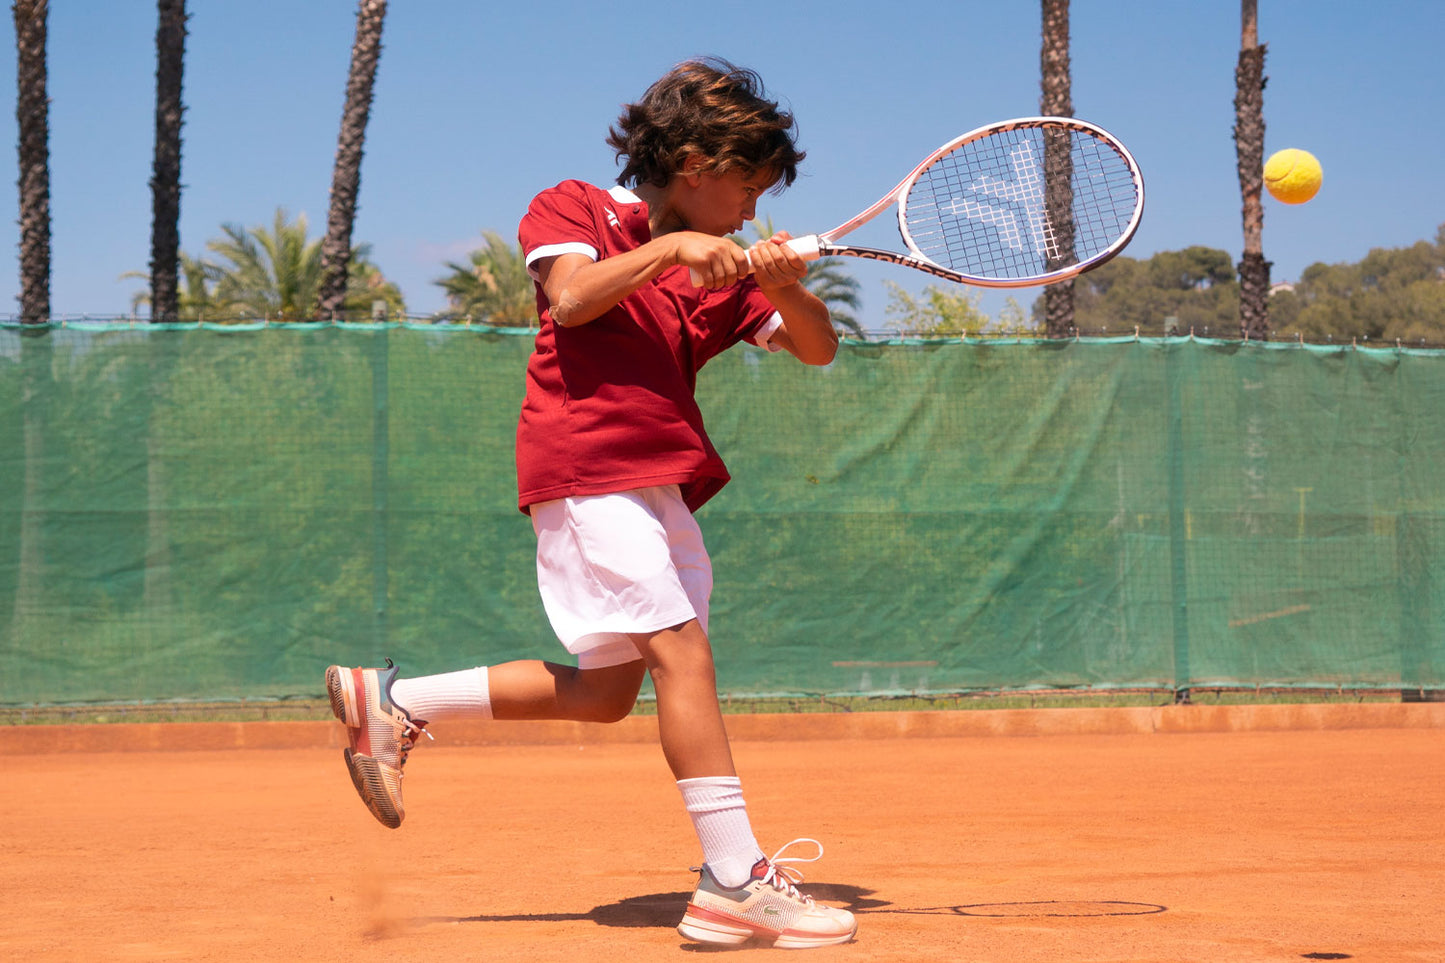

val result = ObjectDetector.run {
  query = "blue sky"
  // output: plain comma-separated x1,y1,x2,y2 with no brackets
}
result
0,1,1441,325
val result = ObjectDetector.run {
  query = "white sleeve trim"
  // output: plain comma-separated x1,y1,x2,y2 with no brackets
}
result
749,312,785,351
526,242,597,280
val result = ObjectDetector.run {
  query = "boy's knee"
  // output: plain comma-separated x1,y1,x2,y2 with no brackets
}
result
639,621,715,672
587,690,638,724
572,662,644,723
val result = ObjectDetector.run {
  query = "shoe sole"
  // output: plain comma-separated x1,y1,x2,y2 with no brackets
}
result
325,665,362,727
677,910,754,946
677,907,855,949
328,666,404,830
343,747,403,829
773,930,857,950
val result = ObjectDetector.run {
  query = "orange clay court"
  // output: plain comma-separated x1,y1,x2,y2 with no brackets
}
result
3,703,1443,963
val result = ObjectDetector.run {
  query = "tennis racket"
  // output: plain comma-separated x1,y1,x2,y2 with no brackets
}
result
694,116,1144,289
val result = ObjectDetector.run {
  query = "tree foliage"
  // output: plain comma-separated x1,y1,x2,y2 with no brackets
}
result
126,208,404,321
206,209,404,320
433,230,537,326
884,281,992,337
1048,227,1445,344
1062,245,1241,336
1271,228,1445,345
799,257,864,338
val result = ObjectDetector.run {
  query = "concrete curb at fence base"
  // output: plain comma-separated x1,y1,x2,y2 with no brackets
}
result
3,702,1442,755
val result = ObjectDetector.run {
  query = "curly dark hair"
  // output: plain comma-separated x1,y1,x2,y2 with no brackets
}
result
607,58,804,192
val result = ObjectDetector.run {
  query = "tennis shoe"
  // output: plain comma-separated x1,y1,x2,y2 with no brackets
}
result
677,838,857,949
324,658,430,829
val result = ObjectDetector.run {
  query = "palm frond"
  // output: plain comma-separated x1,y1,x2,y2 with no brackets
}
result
433,230,537,326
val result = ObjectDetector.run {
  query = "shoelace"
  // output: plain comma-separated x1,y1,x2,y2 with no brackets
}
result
394,718,432,773
760,838,825,903
378,656,432,771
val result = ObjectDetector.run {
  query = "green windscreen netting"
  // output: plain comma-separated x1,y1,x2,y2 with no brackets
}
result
1,323,1441,705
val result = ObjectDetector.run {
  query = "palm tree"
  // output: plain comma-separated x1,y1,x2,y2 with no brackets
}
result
434,231,537,326
318,0,387,320
203,208,403,321
122,252,218,320
148,0,187,323
347,256,407,320
1040,0,1075,337
801,259,864,338
13,0,50,323
11,0,51,643
1235,0,1270,339
143,1,187,630
210,210,323,320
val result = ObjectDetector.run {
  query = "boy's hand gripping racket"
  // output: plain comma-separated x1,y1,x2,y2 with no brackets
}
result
693,116,1144,289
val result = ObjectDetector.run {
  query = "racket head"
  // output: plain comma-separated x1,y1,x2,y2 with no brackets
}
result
835,117,1144,288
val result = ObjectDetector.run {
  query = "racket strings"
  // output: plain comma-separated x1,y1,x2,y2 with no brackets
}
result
902,127,1138,282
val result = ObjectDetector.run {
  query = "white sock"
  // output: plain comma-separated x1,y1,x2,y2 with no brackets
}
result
389,666,493,723
678,776,765,888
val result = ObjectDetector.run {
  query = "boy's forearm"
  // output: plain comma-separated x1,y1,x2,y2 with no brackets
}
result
766,283,838,365
547,239,679,327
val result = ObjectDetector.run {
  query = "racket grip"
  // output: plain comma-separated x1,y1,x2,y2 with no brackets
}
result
687,235,823,286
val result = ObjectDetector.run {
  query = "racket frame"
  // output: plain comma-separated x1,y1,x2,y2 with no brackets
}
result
804,116,1144,288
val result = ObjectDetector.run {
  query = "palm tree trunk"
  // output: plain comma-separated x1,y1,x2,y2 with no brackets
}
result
149,0,187,323
11,2,51,642
318,0,387,321
143,2,187,638
1235,0,1270,339
12,330,49,640
1040,0,1075,338
13,0,50,324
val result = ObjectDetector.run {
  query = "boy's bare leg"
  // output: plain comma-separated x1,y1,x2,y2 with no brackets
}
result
631,619,737,779
624,621,856,945
462,621,733,776
487,659,646,724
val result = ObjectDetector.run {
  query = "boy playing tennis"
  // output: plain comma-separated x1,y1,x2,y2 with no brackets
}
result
326,58,856,949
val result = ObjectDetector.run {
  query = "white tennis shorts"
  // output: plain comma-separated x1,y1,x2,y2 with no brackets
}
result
530,485,712,669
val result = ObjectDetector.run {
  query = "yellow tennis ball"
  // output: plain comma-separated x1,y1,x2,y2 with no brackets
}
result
1264,148,1322,204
